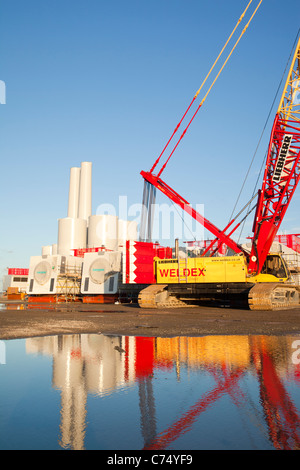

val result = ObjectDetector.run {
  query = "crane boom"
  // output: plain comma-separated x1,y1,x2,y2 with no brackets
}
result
140,170,244,254
140,3,263,253
248,36,300,275
138,32,300,311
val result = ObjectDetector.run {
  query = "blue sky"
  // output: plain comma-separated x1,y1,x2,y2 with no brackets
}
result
1,0,300,276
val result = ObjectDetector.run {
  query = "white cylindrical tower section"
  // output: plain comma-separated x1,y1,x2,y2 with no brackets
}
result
42,245,52,256
118,220,128,249
57,217,87,255
118,220,138,250
78,162,92,222
88,215,118,251
127,220,138,241
68,167,81,218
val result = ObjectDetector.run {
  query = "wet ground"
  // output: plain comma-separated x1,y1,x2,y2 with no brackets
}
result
1,301,300,339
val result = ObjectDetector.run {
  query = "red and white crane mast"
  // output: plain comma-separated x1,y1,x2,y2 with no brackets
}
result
248,38,300,275
140,1,300,278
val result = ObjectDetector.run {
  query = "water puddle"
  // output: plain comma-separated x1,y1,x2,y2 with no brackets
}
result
0,333,300,450
0,303,25,310
0,303,126,314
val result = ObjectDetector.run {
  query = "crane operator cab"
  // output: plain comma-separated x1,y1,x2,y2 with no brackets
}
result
256,253,290,282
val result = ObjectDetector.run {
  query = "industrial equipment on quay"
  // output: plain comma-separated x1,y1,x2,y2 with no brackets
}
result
26,161,137,303
137,23,300,310
9,3,300,310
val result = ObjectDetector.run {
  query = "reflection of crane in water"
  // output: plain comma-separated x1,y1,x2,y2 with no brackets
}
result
252,337,300,450
142,337,300,450
26,333,300,450
129,337,157,448
143,365,245,450
138,376,157,447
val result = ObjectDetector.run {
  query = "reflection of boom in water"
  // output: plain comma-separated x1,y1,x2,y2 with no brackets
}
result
25,333,300,450
144,366,245,450
144,336,300,450
252,337,300,450
138,376,157,448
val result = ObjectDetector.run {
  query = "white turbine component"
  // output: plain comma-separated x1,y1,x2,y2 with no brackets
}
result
41,245,52,256
118,220,138,250
68,167,81,218
118,219,128,249
127,220,138,241
78,162,92,222
89,258,111,284
81,251,121,294
28,255,83,295
34,260,52,285
57,217,87,255
88,214,118,251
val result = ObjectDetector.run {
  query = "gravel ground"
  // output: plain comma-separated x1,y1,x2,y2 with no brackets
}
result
1,301,300,339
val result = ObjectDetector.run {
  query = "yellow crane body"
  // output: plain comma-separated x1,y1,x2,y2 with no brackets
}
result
138,254,300,310
155,254,289,285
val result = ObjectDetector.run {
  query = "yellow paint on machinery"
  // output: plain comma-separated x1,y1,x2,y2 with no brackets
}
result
155,336,251,369
155,254,289,284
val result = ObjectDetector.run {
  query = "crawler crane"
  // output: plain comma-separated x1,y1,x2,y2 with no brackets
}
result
138,23,300,310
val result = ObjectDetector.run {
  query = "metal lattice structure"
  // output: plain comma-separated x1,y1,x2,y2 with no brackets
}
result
141,30,300,277
56,263,82,301
249,38,300,274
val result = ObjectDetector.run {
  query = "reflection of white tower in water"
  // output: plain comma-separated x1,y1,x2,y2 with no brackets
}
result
53,335,87,450
26,334,136,450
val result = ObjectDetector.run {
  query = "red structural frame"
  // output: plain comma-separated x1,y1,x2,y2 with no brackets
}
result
140,170,245,256
248,114,300,274
142,337,300,450
141,111,300,276
141,37,300,277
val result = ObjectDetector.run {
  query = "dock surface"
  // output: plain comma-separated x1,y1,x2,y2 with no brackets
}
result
1,302,300,339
